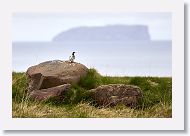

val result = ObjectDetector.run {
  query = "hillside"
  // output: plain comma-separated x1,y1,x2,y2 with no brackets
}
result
12,69,172,118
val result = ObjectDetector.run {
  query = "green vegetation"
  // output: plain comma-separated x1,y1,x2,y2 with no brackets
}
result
12,69,172,118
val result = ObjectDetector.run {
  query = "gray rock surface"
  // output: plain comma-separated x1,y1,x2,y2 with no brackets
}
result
29,84,71,101
90,84,142,107
26,60,88,92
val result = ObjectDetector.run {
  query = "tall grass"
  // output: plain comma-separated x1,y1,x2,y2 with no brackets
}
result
12,72,28,102
78,68,101,89
129,77,172,109
12,69,172,118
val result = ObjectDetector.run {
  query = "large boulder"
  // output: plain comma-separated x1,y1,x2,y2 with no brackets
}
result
29,84,71,101
26,60,88,92
90,84,142,107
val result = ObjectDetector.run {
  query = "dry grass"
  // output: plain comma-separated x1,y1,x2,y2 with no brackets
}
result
12,70,172,118
12,100,171,118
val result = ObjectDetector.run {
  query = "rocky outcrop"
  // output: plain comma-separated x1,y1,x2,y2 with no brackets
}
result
90,84,142,107
29,84,71,101
26,60,88,92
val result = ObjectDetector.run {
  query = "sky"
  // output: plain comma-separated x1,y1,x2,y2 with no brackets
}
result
12,13,172,76
12,13,172,42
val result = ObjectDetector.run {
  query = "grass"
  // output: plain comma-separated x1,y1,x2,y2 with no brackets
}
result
12,69,172,118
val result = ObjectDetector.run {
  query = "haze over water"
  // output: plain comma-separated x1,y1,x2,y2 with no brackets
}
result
12,13,172,77
13,40,171,77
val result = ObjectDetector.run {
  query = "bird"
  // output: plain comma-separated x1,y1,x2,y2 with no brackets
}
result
69,52,75,63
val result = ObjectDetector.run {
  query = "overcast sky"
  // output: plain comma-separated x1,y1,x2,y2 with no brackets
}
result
12,13,171,42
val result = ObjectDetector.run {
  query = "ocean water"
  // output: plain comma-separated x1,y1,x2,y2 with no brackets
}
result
12,41,172,77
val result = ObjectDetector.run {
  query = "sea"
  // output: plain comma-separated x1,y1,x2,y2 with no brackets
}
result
12,41,172,77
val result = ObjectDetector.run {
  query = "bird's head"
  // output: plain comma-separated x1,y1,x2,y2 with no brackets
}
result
72,52,76,55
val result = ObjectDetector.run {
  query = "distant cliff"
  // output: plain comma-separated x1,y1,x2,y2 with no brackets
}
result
52,25,151,41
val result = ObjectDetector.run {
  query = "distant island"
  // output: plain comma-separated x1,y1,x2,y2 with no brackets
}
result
52,25,151,41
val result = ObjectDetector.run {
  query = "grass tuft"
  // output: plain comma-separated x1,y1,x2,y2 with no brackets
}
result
79,68,101,89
